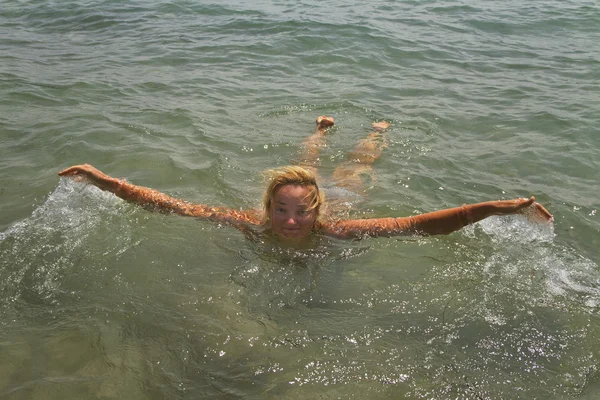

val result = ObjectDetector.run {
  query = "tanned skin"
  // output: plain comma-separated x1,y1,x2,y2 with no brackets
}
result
58,117,552,240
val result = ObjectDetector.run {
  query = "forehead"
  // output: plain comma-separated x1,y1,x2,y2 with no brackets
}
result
272,184,312,204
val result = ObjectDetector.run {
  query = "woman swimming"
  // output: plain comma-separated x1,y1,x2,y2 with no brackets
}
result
58,116,552,243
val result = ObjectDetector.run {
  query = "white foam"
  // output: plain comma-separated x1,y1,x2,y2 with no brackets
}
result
478,214,555,244
543,252,600,304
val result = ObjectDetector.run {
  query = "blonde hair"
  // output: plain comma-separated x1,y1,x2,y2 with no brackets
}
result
262,166,325,226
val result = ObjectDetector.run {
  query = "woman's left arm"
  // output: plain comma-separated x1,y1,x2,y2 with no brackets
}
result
318,197,553,239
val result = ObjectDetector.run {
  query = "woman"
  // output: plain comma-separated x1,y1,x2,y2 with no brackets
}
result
58,117,552,243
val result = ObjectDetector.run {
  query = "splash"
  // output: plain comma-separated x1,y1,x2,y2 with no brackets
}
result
474,214,599,311
478,213,555,244
0,179,134,306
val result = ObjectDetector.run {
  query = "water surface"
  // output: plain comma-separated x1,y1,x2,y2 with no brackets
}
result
1,0,599,398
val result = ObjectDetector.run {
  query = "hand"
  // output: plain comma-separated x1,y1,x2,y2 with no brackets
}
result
59,163,103,180
522,198,554,223
58,164,116,191
494,197,553,223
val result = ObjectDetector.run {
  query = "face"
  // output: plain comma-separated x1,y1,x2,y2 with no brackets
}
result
270,184,318,239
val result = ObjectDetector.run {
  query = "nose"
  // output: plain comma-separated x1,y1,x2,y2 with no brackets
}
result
286,216,297,225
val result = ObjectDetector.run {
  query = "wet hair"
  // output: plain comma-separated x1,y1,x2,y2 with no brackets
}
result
262,166,325,226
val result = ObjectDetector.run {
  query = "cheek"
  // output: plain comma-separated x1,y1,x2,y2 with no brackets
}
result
270,213,283,225
271,213,290,228
300,214,317,228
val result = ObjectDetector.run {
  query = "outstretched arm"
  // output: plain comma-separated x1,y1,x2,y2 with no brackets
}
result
58,164,261,226
318,197,553,239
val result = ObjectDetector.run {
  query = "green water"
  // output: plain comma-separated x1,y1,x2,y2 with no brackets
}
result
1,0,599,398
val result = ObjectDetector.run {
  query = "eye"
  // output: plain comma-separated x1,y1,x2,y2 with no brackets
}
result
297,209,308,216
275,207,286,213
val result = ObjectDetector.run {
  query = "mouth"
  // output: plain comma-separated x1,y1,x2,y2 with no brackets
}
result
281,228,301,237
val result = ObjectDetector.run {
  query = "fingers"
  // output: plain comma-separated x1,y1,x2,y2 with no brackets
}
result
516,197,553,224
533,202,554,222
500,197,552,224
58,164,93,177
58,165,84,176
521,197,553,221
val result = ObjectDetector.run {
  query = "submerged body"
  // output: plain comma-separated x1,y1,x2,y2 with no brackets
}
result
58,116,552,244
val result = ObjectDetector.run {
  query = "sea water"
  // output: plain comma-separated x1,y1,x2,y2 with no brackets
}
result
1,0,599,398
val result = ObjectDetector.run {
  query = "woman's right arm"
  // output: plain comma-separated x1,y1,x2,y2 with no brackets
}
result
58,164,261,226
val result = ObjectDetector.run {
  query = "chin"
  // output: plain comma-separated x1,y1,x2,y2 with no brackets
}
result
277,229,307,239
282,231,302,238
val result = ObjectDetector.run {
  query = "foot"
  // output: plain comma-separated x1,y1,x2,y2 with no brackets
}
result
371,121,390,131
316,115,335,130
